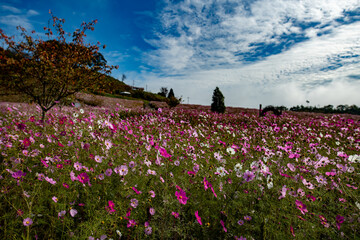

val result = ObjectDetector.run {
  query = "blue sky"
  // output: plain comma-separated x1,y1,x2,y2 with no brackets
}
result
1,0,360,108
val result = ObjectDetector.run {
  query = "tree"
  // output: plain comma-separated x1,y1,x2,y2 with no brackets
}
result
211,87,225,113
0,12,117,120
167,88,175,98
158,87,168,97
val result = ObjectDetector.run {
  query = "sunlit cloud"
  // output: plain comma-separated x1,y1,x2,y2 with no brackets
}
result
140,0,360,107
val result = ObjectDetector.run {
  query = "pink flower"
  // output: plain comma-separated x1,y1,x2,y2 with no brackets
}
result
295,200,308,214
149,190,156,198
130,199,138,208
149,207,155,215
195,211,202,225
220,220,227,232
63,183,69,188
243,170,255,182
171,212,179,218
23,218,33,226
175,185,189,205
58,210,66,218
244,215,252,221
52,196,58,203
287,163,295,172
290,225,295,237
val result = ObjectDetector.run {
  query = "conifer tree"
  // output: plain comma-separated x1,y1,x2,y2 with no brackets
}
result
211,87,225,113
167,88,175,98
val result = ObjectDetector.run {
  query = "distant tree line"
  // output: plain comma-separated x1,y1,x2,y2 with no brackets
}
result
267,104,360,115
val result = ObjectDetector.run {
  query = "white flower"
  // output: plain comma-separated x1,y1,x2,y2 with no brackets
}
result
267,176,273,189
226,147,235,155
73,113,79,118
116,230,122,237
70,208,78,217
348,155,360,163
216,166,226,177
355,202,360,210
79,109,84,114
234,163,242,172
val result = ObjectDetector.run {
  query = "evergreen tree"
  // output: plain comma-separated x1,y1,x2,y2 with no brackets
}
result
211,87,225,113
167,88,175,98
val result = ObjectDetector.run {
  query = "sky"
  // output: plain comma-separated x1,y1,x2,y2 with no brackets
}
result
1,0,360,108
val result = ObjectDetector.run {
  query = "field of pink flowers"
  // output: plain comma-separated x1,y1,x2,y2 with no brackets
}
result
0,102,359,240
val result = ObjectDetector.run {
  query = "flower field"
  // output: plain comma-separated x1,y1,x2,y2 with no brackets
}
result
0,102,359,240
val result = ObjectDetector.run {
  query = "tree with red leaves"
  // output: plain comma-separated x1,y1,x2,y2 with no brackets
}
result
0,11,118,120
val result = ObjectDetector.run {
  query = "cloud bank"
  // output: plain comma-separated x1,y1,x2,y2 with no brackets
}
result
141,0,360,108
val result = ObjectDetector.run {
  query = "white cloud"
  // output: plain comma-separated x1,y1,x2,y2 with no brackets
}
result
1,5,21,14
139,0,360,108
0,5,40,33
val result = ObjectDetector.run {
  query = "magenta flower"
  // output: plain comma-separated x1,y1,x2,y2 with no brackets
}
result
159,147,171,158
171,212,179,218
23,218,33,226
220,220,227,232
127,219,137,228
195,211,202,225
77,172,89,184
175,185,189,205
295,200,308,214
132,187,141,194
336,215,345,230
106,200,116,214
203,177,217,197
12,170,26,181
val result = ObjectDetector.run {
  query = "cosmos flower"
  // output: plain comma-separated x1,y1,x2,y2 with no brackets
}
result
130,199,138,208
243,170,255,182
336,215,345,230
77,172,89,184
171,212,179,218
144,226,152,235
244,215,252,221
215,166,227,177
195,211,202,225
106,200,116,214
149,207,155,215
234,163,243,172
295,200,308,215
175,186,188,205
23,218,33,226
119,165,128,176
70,209,78,217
